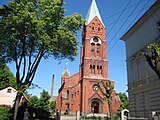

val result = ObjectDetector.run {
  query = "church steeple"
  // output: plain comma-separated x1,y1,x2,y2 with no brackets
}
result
85,0,105,27
80,0,108,78
61,64,70,84
62,68,70,77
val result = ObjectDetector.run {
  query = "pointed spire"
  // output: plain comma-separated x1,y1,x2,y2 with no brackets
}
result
85,0,105,27
62,63,70,77
62,68,70,77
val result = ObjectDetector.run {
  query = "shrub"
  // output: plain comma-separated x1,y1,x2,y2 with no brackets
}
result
0,105,11,120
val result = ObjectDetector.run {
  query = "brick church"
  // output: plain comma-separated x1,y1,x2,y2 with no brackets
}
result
56,0,120,115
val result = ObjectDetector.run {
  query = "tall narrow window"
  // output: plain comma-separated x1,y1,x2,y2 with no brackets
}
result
100,66,102,75
61,95,63,107
97,65,102,75
92,23,95,31
67,90,69,99
93,65,95,74
158,21,160,33
90,65,95,74
97,66,99,74
97,44,100,56
91,43,95,55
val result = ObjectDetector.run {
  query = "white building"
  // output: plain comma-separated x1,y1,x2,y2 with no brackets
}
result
121,0,160,118
0,86,17,107
0,86,29,108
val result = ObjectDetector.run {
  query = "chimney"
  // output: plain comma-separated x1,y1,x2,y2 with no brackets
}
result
50,74,54,99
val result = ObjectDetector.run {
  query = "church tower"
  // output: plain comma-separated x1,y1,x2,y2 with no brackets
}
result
80,0,108,79
56,0,120,115
79,0,117,115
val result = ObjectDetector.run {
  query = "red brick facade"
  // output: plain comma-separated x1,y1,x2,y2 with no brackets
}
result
56,1,120,115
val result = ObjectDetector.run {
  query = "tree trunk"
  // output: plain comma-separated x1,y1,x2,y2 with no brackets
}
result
13,92,23,120
108,99,113,120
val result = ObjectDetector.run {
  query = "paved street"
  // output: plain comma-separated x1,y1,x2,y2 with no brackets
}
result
61,116,76,120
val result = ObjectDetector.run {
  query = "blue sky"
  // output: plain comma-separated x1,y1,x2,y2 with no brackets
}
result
0,0,157,97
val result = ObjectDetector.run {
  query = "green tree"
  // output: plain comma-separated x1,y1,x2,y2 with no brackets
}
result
143,43,160,78
28,91,55,119
118,92,128,111
0,64,16,88
50,100,56,113
36,90,50,110
97,80,114,120
0,0,84,119
32,90,51,119
28,95,38,108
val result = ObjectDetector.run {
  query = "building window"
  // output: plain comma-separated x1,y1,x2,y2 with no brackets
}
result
7,89,11,93
158,21,160,33
63,92,68,99
97,66,102,75
77,91,79,95
92,23,95,31
93,37,98,42
67,90,69,99
90,65,95,74
61,95,62,107
93,84,99,91
72,94,74,98
98,27,100,31
97,44,100,56
91,43,95,55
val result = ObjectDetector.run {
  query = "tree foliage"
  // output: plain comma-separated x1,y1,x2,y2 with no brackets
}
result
0,105,12,120
28,95,38,108
0,0,84,119
35,90,50,110
118,92,128,111
50,100,56,113
143,43,160,78
28,90,52,119
0,0,84,89
0,64,16,89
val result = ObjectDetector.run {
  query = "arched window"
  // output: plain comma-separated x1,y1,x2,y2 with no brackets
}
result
90,65,95,74
97,44,100,56
67,90,69,99
92,23,95,31
61,95,63,107
91,43,95,55
98,27,100,31
97,65,102,75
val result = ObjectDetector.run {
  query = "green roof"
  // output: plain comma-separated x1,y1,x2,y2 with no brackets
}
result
85,0,105,27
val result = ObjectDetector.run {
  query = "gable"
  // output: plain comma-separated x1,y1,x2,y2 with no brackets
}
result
88,92,104,103
0,86,17,94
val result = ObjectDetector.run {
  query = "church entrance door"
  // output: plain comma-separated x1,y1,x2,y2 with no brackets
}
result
91,101,99,113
